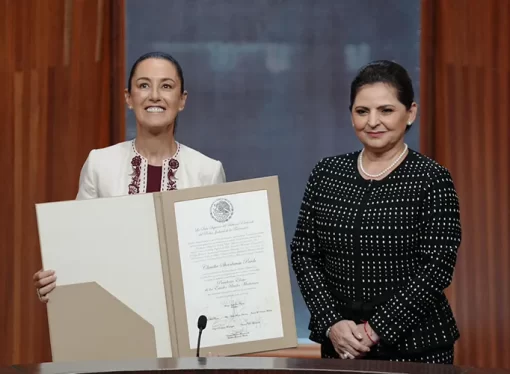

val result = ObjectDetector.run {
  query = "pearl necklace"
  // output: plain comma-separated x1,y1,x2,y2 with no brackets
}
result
358,144,408,179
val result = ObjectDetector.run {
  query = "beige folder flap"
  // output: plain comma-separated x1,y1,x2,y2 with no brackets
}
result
47,282,157,362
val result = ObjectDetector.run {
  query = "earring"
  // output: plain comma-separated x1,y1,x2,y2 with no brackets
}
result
407,122,412,126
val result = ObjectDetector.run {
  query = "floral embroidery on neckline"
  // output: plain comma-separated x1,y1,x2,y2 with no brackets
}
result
128,140,181,195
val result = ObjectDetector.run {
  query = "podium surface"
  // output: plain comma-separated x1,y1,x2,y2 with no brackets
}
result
8,357,510,374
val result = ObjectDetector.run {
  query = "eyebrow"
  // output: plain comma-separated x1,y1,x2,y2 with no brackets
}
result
136,77,176,83
354,104,396,110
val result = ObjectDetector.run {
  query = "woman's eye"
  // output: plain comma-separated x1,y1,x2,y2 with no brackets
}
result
356,110,367,115
140,83,149,89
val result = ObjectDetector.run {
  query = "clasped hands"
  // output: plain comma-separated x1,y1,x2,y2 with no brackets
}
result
329,320,379,359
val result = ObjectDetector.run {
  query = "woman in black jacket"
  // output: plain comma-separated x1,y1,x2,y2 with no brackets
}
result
290,60,461,364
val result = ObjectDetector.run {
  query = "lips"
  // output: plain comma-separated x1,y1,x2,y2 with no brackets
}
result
366,132,386,137
145,106,165,113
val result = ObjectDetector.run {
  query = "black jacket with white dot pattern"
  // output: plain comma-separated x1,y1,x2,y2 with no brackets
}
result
290,149,461,354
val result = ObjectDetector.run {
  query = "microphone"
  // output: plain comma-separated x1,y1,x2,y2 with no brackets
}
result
196,315,207,357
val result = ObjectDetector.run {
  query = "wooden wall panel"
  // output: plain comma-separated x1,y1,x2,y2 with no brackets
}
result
0,0,125,366
420,0,510,369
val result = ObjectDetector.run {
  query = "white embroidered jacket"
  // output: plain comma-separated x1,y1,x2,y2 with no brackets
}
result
76,140,226,200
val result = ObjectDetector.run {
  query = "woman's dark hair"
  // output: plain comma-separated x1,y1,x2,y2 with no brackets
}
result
127,51,185,93
349,60,414,111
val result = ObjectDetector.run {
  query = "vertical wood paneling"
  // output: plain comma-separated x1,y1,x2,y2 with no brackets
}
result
95,0,105,62
0,0,125,366
420,0,510,369
498,2,510,359
63,0,73,66
110,0,126,144
12,71,24,365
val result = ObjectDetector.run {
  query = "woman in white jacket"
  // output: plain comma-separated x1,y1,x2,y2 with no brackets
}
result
33,51,226,302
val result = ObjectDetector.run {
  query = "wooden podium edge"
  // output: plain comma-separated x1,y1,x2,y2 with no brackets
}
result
241,344,321,359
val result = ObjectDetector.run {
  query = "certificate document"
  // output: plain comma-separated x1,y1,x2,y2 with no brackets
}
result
174,190,283,348
162,176,297,357
36,176,297,360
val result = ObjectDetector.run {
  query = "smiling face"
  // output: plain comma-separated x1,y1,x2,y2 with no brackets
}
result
125,58,187,133
351,82,417,152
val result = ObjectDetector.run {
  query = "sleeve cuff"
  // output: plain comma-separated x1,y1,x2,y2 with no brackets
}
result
319,309,344,338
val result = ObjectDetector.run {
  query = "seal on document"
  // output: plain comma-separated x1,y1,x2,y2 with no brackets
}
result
210,198,234,223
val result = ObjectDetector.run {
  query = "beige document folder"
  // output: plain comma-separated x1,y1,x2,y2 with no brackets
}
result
36,176,298,362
